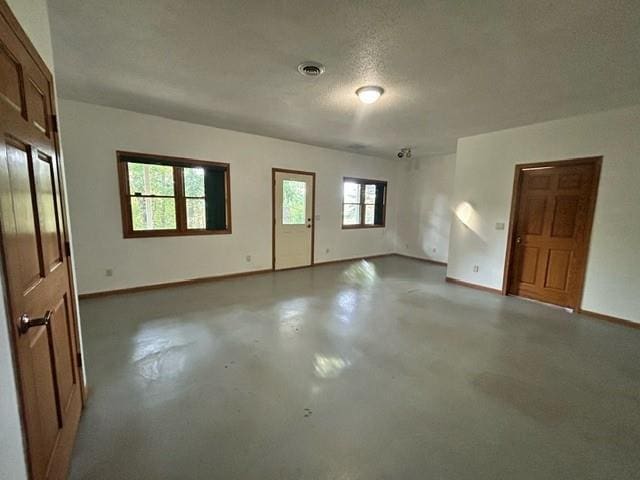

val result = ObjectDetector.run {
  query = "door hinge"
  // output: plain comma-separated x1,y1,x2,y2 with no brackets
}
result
51,114,59,133
76,352,83,369
64,240,71,257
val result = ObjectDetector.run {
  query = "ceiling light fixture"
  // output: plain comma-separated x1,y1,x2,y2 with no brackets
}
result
397,147,412,158
356,85,384,104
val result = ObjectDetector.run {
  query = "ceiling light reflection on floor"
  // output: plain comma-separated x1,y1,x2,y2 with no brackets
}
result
342,260,378,287
313,354,351,379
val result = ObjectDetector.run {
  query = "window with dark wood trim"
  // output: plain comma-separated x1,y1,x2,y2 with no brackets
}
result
117,151,231,238
342,177,387,228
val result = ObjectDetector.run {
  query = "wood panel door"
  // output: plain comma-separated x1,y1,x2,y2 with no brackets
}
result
272,169,315,270
506,158,601,309
0,2,83,479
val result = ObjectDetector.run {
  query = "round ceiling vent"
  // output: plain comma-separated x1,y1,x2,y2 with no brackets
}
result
297,61,325,77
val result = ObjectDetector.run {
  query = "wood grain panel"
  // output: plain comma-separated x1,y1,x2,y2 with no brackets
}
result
51,295,75,419
551,195,579,238
519,246,539,284
545,249,571,290
0,41,23,112
26,77,47,134
35,151,63,271
526,174,551,190
6,138,43,291
29,325,60,479
524,197,547,235
558,173,581,190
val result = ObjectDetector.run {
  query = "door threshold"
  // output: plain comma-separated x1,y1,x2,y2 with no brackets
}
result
508,294,574,313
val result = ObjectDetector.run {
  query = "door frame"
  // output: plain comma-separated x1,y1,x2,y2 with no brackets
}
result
501,156,602,311
271,168,316,270
0,0,86,474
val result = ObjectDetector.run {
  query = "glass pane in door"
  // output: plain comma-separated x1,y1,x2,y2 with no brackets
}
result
282,180,306,224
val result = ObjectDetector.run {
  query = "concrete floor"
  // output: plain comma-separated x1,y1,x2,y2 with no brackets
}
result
71,257,640,479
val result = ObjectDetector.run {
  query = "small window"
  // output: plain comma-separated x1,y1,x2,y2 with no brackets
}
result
342,177,387,228
117,151,231,238
282,180,307,225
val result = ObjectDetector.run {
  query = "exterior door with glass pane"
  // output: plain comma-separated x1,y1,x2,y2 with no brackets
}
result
273,169,314,270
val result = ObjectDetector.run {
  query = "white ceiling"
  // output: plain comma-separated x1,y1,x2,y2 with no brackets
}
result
48,0,640,158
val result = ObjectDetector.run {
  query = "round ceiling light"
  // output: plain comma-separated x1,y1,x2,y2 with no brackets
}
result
356,85,384,104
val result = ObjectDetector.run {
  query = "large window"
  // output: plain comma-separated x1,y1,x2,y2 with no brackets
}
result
117,151,231,238
342,177,387,228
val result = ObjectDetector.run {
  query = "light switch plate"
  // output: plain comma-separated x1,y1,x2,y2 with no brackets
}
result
495,222,505,230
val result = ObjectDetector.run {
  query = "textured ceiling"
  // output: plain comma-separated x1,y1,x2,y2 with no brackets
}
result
48,0,640,158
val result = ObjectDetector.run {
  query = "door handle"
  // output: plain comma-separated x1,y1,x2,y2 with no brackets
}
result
515,236,522,245
18,311,52,335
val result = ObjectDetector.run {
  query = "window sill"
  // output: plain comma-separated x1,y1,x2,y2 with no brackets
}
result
341,225,386,230
123,229,232,239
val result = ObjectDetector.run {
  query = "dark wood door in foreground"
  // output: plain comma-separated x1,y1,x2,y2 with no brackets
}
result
507,159,601,309
0,2,83,479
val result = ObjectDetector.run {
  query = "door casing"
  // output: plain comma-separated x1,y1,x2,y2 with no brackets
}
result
502,156,602,311
272,168,316,270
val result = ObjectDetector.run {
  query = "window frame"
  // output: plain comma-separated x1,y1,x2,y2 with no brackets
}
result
341,177,387,229
116,151,232,238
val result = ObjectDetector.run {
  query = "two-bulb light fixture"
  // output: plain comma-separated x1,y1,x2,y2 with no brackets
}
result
356,85,384,104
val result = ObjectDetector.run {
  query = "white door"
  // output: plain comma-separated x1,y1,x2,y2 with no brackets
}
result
273,170,314,270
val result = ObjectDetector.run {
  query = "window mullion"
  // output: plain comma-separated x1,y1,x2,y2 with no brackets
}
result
174,166,186,232
360,181,366,226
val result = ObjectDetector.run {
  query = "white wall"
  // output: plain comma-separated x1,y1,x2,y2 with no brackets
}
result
58,100,399,295
2,1,51,479
0,270,28,480
396,154,455,263
448,105,640,323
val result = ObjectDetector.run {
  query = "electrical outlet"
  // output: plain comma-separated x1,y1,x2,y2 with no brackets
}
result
473,265,479,273
432,247,437,253
105,268,113,277
325,248,330,254
245,255,251,263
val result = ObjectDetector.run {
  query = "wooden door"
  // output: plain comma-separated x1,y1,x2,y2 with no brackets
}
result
273,169,315,270
0,3,83,479
507,158,601,309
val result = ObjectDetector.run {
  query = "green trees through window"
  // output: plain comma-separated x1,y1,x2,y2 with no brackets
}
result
343,182,361,225
342,178,387,228
118,152,230,237
184,167,206,229
128,163,177,230
282,180,306,224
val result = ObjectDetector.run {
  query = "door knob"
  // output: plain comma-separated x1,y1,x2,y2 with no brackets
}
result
515,236,522,244
18,311,52,335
